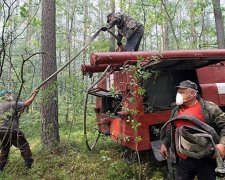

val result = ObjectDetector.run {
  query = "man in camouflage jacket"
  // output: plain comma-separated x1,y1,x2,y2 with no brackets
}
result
0,89,39,171
160,80,225,180
101,12,144,51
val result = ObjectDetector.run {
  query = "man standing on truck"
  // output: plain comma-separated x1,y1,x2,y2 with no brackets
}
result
160,80,225,180
0,88,39,171
100,12,144,52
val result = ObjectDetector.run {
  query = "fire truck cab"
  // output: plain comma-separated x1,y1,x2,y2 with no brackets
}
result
82,50,225,161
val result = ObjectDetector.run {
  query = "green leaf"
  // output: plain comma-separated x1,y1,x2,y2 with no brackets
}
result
138,87,146,95
31,17,41,27
20,6,28,18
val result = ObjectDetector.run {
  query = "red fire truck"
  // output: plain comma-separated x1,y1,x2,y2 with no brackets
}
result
82,49,225,161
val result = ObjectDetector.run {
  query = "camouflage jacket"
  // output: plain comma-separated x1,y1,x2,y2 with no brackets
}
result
160,96,225,161
107,12,143,40
0,101,24,130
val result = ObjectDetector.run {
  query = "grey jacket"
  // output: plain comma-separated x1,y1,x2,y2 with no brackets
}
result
0,101,24,130
107,12,143,40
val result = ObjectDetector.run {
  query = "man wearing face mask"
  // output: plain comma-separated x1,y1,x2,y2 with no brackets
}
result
160,80,225,180
0,89,39,171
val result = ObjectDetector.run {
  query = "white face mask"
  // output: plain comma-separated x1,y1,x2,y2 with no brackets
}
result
176,91,197,105
176,93,183,105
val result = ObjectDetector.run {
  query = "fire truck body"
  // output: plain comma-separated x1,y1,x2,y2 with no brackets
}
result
82,49,225,157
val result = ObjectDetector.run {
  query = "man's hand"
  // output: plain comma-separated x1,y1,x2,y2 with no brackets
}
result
24,88,39,107
116,44,125,52
117,41,122,46
160,144,168,159
216,144,225,158
100,27,108,31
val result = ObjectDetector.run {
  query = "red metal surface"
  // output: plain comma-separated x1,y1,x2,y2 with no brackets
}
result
87,49,225,151
97,105,171,150
219,95,225,105
197,61,225,106
197,61,225,84
94,70,171,151
81,64,109,74
197,67,214,84
199,84,219,104
90,49,225,66
211,62,225,83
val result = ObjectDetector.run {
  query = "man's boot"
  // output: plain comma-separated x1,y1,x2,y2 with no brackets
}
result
0,163,6,172
25,159,33,169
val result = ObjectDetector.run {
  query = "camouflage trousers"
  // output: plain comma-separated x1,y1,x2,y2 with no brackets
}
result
0,129,33,165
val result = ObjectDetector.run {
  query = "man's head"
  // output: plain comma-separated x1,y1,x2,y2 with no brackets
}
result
175,80,198,106
0,90,14,102
107,13,114,23
176,80,198,90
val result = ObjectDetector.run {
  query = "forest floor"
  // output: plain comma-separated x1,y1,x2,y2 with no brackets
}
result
0,111,185,179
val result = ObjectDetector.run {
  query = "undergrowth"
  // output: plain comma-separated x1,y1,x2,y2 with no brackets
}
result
0,110,167,180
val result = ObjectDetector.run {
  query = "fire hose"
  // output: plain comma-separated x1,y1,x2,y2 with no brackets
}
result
27,27,119,150
33,29,119,90
36,29,101,90
161,115,225,178
83,65,112,150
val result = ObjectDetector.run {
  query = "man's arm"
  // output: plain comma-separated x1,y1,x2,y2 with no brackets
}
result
24,88,39,107
100,19,118,31
208,102,225,158
117,31,123,44
107,18,119,30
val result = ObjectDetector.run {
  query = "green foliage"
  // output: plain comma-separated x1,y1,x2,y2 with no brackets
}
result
109,85,121,98
106,161,136,180
31,17,41,27
1,0,225,178
90,39,111,52
20,5,29,18
0,108,171,179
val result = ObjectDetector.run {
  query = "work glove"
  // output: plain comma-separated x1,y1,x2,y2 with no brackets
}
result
100,27,108,31
116,44,125,52
117,41,122,46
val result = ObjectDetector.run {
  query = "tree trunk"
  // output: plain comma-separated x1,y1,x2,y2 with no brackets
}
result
41,0,59,149
109,0,115,52
83,0,89,64
161,0,180,50
161,0,169,50
188,0,198,49
212,0,225,49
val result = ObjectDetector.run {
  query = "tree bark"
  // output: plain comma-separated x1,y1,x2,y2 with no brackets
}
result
109,0,116,52
161,0,169,50
41,0,59,149
161,0,181,50
83,0,89,64
212,0,225,49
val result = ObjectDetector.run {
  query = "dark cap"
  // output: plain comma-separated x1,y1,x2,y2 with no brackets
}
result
175,80,198,90
0,90,11,97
